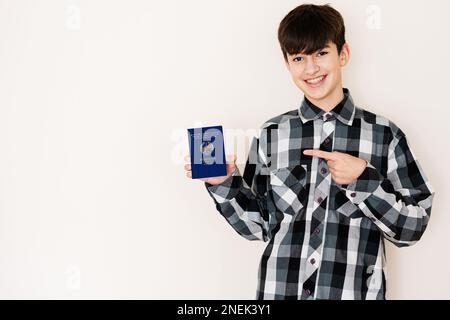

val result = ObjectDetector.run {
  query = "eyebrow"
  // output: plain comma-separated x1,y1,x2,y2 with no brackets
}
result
292,45,331,56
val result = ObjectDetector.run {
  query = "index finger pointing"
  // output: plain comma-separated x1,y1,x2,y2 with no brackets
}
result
303,149,337,160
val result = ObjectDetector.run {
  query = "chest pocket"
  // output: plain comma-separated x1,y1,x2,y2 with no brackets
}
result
269,164,309,216
334,188,365,219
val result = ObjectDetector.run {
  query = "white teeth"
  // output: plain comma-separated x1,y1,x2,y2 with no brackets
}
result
306,75,325,84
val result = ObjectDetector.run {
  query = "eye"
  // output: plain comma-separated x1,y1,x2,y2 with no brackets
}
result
293,56,304,62
318,51,329,56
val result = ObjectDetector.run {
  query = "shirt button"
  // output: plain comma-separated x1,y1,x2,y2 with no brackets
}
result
314,228,320,235
370,217,376,222
310,258,316,265
317,197,323,203
350,192,357,198
304,289,311,296
324,137,331,144
321,167,327,174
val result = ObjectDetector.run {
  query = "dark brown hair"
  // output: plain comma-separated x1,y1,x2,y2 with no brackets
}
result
278,4,346,61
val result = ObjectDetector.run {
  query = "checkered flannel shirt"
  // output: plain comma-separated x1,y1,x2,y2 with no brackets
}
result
205,88,434,300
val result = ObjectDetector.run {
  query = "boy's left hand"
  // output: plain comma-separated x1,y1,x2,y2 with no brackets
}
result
303,149,368,185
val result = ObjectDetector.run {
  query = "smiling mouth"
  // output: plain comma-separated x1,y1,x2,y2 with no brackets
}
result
304,74,327,87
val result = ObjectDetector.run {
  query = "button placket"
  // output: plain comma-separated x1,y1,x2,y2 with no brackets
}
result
302,116,335,296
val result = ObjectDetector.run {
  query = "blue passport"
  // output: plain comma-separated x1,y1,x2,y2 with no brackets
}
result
187,125,227,179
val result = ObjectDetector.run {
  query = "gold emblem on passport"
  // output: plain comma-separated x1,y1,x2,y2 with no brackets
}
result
201,141,215,154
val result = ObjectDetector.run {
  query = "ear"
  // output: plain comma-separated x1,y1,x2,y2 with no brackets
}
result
339,42,350,67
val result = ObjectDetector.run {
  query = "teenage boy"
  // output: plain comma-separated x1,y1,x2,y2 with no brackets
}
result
184,4,434,300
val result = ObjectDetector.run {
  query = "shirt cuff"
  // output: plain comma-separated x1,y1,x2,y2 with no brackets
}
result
204,168,242,202
337,162,385,205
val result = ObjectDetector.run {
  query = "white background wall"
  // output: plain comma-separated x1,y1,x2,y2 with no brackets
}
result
0,0,448,299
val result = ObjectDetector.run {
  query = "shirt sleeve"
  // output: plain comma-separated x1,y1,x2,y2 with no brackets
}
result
204,135,271,242
338,133,435,247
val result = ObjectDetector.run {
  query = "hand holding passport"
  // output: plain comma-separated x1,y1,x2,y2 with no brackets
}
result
185,125,236,185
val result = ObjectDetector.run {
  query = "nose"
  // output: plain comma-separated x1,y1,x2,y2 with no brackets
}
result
304,57,320,76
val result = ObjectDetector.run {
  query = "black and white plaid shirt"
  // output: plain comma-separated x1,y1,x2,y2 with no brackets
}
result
205,88,434,300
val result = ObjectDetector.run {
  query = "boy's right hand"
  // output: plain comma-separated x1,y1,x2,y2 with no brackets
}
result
184,154,237,186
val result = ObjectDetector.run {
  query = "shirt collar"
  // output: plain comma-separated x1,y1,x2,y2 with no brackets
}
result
298,88,356,126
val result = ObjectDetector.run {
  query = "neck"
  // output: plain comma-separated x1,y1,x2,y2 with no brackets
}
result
306,85,345,112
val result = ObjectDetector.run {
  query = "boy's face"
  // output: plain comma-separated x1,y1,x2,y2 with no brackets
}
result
285,41,350,105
